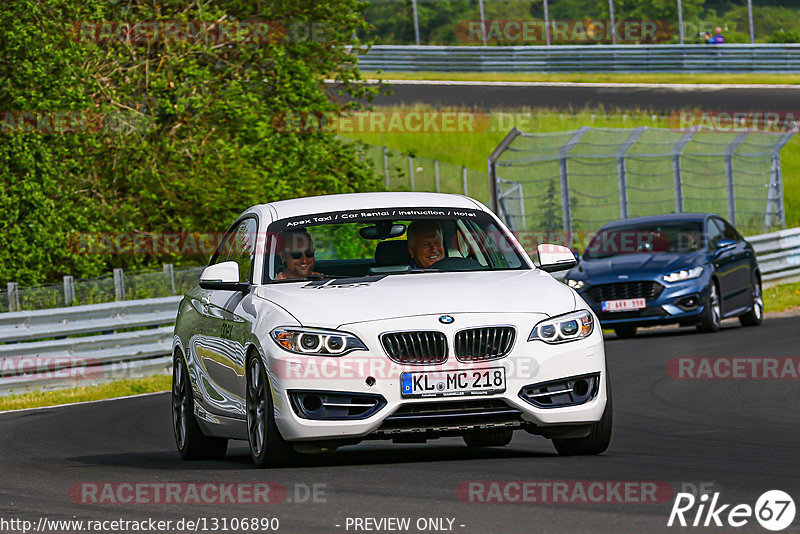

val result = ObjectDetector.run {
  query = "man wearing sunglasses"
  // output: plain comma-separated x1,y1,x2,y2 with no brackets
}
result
276,229,321,280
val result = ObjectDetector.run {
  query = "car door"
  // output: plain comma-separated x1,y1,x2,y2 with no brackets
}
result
719,218,754,311
193,217,259,418
707,217,748,315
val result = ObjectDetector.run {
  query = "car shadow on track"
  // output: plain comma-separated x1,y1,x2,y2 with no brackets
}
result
69,441,557,471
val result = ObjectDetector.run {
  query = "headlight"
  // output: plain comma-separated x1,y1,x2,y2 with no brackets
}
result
566,279,585,290
663,266,704,283
270,327,367,356
528,310,594,344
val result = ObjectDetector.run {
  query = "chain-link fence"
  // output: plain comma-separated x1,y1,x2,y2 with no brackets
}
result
362,144,491,206
1,266,204,313
490,126,795,238
361,0,800,46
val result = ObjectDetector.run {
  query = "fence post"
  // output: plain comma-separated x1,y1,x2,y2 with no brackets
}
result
7,282,19,313
113,268,125,301
383,146,390,189
434,160,440,193
408,155,415,191
487,127,522,217
557,127,591,235
462,166,468,196
671,128,696,213
616,126,647,219
766,129,796,229
724,133,749,227
63,275,74,306
163,263,176,294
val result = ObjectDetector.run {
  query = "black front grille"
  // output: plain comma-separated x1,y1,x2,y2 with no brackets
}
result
585,281,664,303
381,331,447,364
597,307,667,322
454,327,515,361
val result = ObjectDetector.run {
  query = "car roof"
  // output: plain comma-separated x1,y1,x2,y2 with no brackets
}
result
601,212,713,229
250,192,486,221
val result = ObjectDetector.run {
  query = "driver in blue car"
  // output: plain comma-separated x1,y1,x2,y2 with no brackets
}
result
407,220,445,269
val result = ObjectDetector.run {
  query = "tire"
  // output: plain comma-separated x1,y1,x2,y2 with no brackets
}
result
552,379,612,456
739,278,763,327
172,354,228,461
696,280,721,333
463,429,513,448
614,326,637,339
246,353,297,468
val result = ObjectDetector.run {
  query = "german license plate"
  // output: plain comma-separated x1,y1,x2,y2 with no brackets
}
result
602,298,646,312
400,367,506,398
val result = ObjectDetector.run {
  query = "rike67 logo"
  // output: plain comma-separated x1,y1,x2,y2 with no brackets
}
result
668,490,796,531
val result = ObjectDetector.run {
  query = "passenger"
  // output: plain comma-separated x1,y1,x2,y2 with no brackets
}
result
276,229,321,279
407,220,445,269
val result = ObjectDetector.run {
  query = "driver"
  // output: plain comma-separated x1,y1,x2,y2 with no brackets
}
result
276,229,321,280
407,220,445,269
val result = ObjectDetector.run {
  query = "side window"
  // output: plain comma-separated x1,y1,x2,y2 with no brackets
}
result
225,218,258,282
721,220,740,241
706,219,724,251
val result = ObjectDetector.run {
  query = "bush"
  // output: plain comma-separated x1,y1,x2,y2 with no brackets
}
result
1,0,383,286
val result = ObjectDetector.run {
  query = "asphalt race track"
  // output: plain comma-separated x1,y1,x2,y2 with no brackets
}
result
347,81,800,113
1,317,798,534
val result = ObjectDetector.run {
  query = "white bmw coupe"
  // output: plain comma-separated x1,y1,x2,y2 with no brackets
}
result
172,192,611,467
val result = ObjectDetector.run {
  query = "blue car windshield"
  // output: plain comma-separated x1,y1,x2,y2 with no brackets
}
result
584,222,704,260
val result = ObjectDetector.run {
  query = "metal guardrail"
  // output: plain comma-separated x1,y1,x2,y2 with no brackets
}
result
0,296,181,396
359,44,800,72
748,228,800,286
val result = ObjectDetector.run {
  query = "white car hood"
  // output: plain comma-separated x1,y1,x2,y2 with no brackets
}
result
254,270,576,329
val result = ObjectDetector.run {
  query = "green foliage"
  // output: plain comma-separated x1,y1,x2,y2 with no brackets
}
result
767,29,800,44
1,0,382,286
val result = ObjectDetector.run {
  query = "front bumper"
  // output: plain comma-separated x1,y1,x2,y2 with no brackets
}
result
576,276,709,328
265,312,608,442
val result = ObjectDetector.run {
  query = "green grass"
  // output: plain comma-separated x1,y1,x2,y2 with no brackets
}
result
345,105,800,231
0,375,171,412
365,72,800,85
765,281,800,313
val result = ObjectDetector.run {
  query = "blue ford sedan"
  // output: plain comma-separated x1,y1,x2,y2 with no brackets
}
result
563,213,763,338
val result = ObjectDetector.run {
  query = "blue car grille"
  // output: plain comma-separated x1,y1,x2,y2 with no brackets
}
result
585,281,664,303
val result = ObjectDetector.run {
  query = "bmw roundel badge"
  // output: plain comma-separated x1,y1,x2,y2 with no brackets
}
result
439,315,455,324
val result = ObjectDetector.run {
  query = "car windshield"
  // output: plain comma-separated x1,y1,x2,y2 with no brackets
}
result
583,221,704,260
264,208,529,282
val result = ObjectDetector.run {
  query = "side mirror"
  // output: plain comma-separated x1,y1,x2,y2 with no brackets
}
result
199,261,250,291
714,238,737,255
538,244,578,273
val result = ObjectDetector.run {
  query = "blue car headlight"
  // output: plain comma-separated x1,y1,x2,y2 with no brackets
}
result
565,279,585,290
270,327,367,356
528,310,594,344
663,266,704,283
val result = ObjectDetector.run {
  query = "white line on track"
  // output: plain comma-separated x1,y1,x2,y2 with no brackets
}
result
326,79,800,90
0,390,168,416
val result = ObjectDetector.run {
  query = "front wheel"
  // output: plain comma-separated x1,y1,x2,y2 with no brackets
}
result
172,354,228,460
552,379,612,456
697,280,721,333
463,430,513,448
613,326,637,339
246,354,296,468
739,279,763,327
